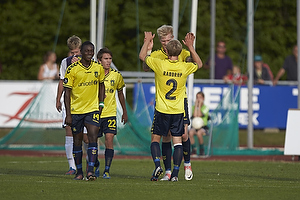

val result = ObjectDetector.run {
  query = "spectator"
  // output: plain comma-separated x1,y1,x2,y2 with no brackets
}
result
254,55,271,85
223,65,248,85
37,51,59,80
204,41,233,79
273,45,298,85
254,55,273,80
189,91,209,156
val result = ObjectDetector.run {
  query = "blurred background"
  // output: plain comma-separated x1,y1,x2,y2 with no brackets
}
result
0,0,297,80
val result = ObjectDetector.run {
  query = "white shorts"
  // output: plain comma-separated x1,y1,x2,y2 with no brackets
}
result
61,102,87,134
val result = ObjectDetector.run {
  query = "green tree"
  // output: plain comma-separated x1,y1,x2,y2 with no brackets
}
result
0,0,298,80
0,0,90,80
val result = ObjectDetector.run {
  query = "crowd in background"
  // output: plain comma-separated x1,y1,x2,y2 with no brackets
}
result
37,41,298,86
203,41,298,86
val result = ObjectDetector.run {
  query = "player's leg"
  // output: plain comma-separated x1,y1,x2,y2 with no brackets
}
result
182,124,193,180
82,128,89,175
150,134,163,181
73,131,84,180
71,114,85,180
84,111,100,181
171,136,183,182
182,98,193,180
62,106,76,175
100,116,117,179
65,125,76,175
150,110,165,181
170,113,184,181
160,132,172,181
103,133,114,179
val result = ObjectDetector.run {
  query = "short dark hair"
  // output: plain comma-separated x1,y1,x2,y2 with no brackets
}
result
97,47,113,60
80,41,94,51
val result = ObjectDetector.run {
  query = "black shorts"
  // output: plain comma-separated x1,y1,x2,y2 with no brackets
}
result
184,98,190,125
71,111,100,134
98,116,117,137
151,109,184,137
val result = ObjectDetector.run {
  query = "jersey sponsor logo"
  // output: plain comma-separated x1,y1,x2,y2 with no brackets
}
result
163,71,182,77
78,80,98,87
105,88,115,93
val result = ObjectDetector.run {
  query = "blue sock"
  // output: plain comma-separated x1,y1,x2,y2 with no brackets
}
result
182,138,191,163
162,142,172,171
104,148,114,173
73,145,83,175
95,158,100,168
87,143,98,173
172,144,183,177
150,142,161,168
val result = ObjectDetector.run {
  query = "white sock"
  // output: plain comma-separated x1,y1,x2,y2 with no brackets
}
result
65,136,76,170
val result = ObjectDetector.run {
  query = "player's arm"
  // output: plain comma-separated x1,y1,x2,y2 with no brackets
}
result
56,59,68,112
118,89,128,124
143,61,151,72
142,38,154,72
63,87,72,126
139,32,155,62
182,32,203,69
98,82,105,115
56,79,64,112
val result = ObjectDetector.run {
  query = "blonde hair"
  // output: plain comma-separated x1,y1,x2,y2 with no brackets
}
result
67,35,82,50
157,25,173,39
166,40,182,56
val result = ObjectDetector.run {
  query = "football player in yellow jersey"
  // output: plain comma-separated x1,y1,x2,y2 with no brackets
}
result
139,31,202,181
55,35,89,176
96,47,128,179
64,41,105,181
143,25,194,181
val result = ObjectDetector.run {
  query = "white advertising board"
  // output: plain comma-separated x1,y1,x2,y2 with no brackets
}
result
0,81,62,128
284,109,300,155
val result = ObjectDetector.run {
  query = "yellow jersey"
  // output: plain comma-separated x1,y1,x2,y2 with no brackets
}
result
145,56,198,114
63,60,105,114
101,68,125,118
150,48,191,98
151,47,190,61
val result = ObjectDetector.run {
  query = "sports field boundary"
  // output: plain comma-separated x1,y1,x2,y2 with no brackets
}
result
0,149,297,162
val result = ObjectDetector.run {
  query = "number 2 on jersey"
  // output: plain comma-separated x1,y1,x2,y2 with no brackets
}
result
165,79,177,100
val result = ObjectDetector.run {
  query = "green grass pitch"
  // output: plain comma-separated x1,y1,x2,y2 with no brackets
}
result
0,156,299,200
